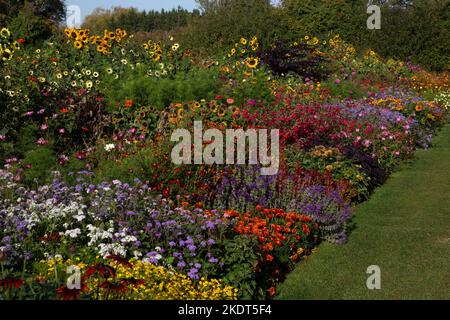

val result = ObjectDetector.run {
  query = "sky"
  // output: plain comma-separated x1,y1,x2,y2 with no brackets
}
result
65,0,200,22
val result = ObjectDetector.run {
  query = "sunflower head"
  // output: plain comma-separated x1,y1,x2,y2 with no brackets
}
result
13,41,20,51
0,28,11,39
217,108,226,117
64,28,73,38
245,57,259,69
74,41,83,50
1,48,12,61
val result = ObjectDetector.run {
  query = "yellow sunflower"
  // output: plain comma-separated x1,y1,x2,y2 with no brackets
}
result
245,57,259,69
217,108,226,118
177,108,185,119
1,48,12,61
13,41,20,51
192,102,201,110
1,28,11,39
64,28,73,38
74,41,83,50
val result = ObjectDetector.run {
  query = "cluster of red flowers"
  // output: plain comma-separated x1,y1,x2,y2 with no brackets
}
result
243,98,350,149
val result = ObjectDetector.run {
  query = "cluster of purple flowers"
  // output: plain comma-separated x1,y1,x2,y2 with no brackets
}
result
0,172,233,280
209,165,351,244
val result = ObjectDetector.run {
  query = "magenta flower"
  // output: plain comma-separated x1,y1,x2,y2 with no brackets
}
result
37,138,48,145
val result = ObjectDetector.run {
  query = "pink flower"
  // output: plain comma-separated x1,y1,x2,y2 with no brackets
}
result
40,124,48,131
37,138,48,145
335,78,341,84
25,111,34,116
0,135,6,142
58,154,69,165
363,139,372,147
5,157,18,164
58,128,65,134
226,98,235,104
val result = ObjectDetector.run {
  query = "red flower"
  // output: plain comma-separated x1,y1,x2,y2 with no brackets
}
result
56,283,87,300
100,281,128,293
268,286,276,297
85,263,116,279
106,255,133,269
265,254,274,262
302,224,311,236
0,277,24,290
38,232,62,244
121,278,145,288
125,100,134,108
60,108,69,113
17,38,26,44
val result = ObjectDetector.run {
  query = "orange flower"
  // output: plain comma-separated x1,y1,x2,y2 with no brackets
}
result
265,254,273,262
302,224,310,236
268,287,276,297
60,108,69,113
125,100,134,108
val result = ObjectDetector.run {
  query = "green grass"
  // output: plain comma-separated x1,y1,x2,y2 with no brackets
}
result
277,125,450,300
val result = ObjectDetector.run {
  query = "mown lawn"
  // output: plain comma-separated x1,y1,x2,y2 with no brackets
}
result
277,125,450,300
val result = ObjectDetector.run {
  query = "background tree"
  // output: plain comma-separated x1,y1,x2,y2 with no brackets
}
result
0,0,66,42
185,0,285,53
82,6,196,34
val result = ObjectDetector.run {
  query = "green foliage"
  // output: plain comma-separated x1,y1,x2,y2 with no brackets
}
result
82,6,199,35
1,0,65,43
220,234,260,299
102,66,222,111
286,145,371,201
21,146,57,186
281,0,449,71
185,0,285,54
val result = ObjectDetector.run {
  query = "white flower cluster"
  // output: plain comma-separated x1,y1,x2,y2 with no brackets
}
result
434,91,450,111
64,228,82,238
86,224,114,247
104,143,116,152
115,227,138,245
98,243,126,258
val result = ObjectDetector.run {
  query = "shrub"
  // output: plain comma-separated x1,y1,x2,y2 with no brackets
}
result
260,41,331,81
